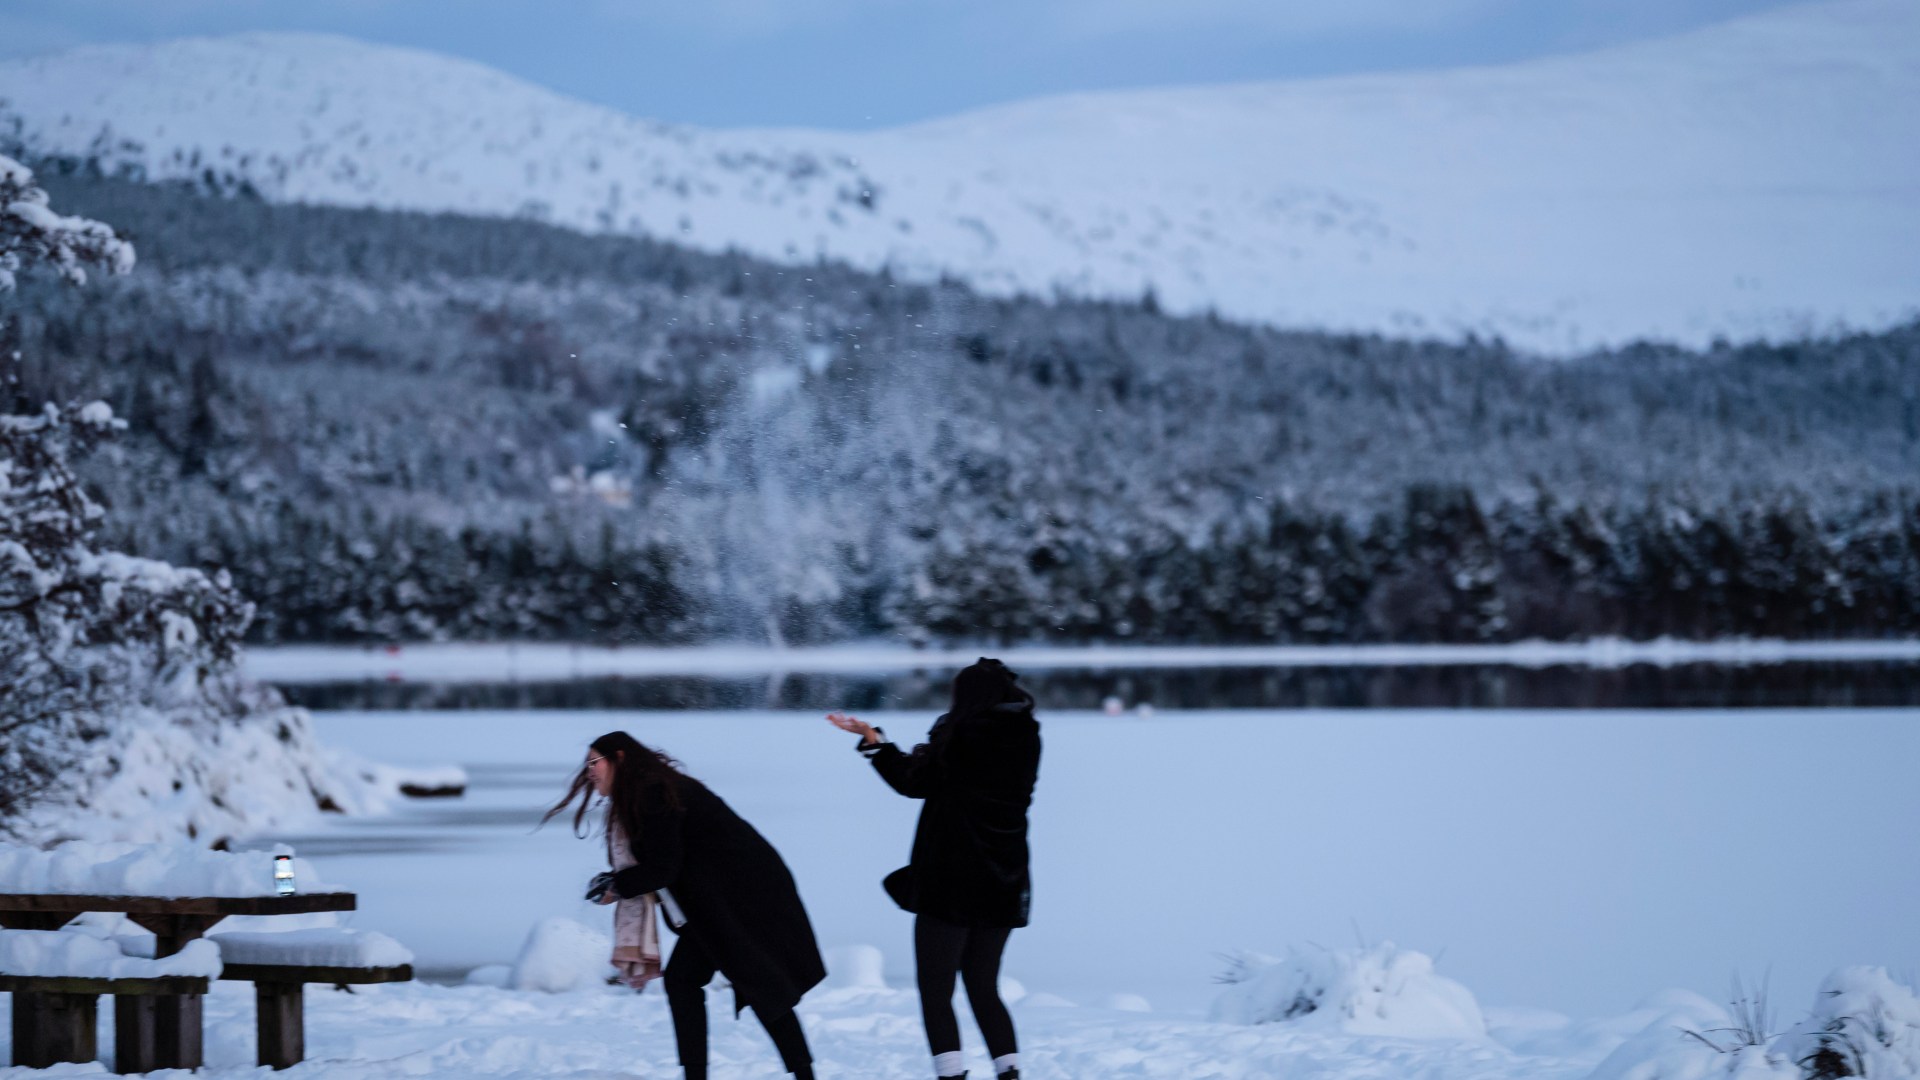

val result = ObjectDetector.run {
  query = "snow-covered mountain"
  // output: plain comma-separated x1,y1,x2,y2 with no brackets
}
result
1,0,1915,352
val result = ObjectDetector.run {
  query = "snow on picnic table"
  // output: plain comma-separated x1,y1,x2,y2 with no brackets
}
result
211,928,413,968
0,841,338,898
0,928,219,980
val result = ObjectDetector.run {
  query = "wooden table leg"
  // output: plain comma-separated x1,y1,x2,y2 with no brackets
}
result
114,993,161,1074
255,981,306,1069
3,911,90,1068
12,990,99,1067
119,913,222,1071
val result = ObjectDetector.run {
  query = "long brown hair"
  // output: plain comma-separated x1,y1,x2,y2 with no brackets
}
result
541,731,686,847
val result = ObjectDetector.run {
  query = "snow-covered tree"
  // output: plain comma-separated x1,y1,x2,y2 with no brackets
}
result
0,155,394,844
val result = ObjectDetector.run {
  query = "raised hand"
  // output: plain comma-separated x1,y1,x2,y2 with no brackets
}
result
826,712,881,746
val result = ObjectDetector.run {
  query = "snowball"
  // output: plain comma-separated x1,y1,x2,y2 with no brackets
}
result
1210,943,1487,1041
508,917,611,993
997,975,1027,1004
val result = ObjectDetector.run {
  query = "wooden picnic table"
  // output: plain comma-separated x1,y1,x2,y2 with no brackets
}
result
0,891,355,1072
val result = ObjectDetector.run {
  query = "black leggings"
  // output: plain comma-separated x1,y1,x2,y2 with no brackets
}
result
914,914,1018,1061
663,933,812,1080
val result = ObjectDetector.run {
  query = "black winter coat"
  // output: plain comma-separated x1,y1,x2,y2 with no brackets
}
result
867,702,1041,928
610,776,826,1013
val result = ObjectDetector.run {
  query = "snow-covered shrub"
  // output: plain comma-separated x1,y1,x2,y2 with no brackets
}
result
1587,969,1920,1080
1210,942,1487,1040
1773,968,1920,1079
0,154,393,844
509,917,612,993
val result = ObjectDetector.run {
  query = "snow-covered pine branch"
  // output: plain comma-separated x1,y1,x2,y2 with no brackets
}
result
0,154,134,292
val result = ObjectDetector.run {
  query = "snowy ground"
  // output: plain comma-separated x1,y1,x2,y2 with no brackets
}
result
0,970,1601,1079
5,704,1916,1077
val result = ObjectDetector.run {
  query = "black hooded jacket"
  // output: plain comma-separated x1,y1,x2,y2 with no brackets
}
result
609,776,827,1013
865,702,1042,928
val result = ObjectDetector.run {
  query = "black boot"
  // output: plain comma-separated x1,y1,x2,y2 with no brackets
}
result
998,1070,1020,1080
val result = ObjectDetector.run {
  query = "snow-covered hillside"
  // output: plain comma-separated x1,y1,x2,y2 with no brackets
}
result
0,0,1914,351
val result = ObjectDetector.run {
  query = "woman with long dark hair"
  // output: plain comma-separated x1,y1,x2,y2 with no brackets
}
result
828,657,1042,1080
545,731,826,1080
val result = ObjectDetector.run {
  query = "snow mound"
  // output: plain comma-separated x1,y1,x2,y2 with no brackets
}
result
0,927,220,979
1584,989,1768,1080
823,944,887,990
1211,942,1488,1040
0,841,339,897
212,928,413,968
508,917,610,993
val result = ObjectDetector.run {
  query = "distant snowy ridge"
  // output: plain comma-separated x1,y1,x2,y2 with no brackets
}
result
2,0,1916,352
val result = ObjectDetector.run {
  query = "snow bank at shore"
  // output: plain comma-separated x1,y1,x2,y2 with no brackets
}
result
6,696,466,849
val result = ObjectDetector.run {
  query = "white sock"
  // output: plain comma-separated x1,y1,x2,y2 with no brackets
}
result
993,1052,1020,1074
933,1050,966,1077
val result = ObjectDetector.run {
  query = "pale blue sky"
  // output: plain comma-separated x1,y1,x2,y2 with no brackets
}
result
0,0,1808,129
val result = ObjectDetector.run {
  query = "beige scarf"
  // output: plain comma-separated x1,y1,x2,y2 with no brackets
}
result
607,814,661,989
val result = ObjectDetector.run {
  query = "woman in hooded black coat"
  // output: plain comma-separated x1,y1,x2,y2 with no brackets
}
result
547,731,826,1080
829,658,1042,1080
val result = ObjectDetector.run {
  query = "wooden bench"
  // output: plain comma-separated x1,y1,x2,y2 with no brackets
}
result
0,973,209,1072
0,891,356,1072
218,961,414,1069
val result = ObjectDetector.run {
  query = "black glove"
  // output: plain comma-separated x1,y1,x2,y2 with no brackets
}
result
585,871,615,903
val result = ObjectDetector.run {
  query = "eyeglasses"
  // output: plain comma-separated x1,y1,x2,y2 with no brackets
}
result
585,756,606,768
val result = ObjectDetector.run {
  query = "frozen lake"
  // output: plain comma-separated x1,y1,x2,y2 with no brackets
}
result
272,702,1920,1021
252,640,1920,712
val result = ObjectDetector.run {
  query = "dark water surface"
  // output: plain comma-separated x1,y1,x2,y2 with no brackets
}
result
277,659,1920,712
